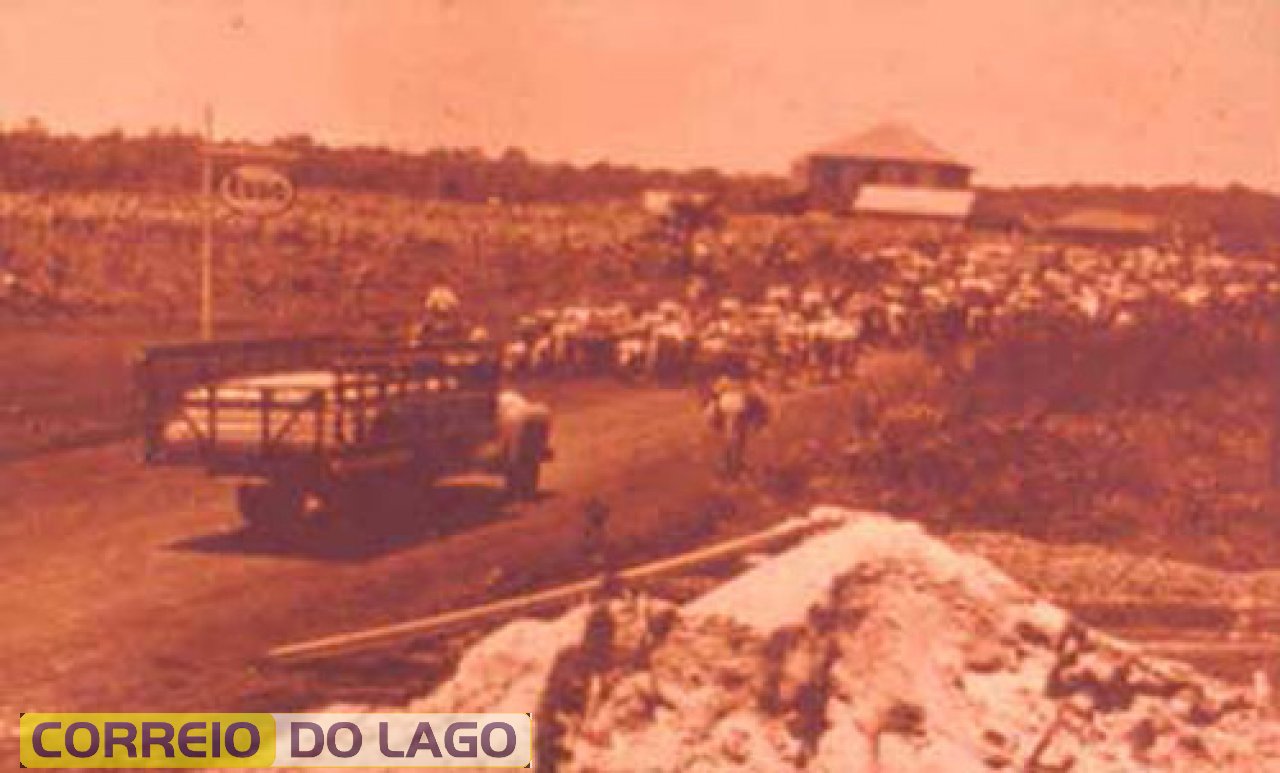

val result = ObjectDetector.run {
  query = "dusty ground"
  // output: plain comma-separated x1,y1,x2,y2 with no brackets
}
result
6,326,1280,768
0,351,847,765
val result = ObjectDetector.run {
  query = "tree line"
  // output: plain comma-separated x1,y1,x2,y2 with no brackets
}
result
1,125,1276,251
0,125,788,208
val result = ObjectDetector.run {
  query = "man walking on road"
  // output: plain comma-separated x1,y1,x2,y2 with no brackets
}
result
704,372,772,480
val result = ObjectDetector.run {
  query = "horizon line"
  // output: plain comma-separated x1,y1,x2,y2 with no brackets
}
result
2,118,1277,197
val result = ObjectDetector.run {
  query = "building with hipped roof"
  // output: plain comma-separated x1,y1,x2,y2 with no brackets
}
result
798,123,976,221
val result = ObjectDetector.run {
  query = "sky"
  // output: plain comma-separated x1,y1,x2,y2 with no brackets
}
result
1,0,1277,189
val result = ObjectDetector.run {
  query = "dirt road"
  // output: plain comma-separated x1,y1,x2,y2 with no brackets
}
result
6,369,1278,769
0,381,774,721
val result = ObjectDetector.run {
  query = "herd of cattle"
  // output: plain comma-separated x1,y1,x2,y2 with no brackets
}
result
3,186,1277,388
495,243,1280,385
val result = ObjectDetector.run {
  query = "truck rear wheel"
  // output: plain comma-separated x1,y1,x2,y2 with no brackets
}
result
238,482,304,532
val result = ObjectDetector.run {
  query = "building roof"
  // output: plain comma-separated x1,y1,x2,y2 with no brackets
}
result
852,184,976,219
1049,208,1159,235
810,123,966,167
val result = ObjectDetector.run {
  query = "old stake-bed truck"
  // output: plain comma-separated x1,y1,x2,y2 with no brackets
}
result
136,337,552,531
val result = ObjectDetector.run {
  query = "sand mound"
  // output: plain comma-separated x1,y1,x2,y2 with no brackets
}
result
409,508,1280,770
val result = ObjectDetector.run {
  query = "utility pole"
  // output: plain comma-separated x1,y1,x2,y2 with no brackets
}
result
200,104,215,340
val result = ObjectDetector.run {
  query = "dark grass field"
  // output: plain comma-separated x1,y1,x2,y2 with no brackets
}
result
0,322,153,459
0,316,288,460
751,317,1280,575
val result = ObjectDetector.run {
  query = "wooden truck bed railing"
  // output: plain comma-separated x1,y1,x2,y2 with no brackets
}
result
136,337,499,470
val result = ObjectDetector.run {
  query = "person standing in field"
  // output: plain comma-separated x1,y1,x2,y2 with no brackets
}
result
410,284,465,344
704,371,772,480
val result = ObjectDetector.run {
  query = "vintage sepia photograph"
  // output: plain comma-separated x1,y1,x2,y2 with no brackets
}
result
3,0,1280,769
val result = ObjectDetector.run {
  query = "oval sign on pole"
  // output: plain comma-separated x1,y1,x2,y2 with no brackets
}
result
218,163,295,217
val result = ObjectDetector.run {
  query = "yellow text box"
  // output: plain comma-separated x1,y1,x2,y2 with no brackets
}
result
19,713,276,768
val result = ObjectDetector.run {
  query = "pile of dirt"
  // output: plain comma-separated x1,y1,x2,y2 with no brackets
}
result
409,507,1280,770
